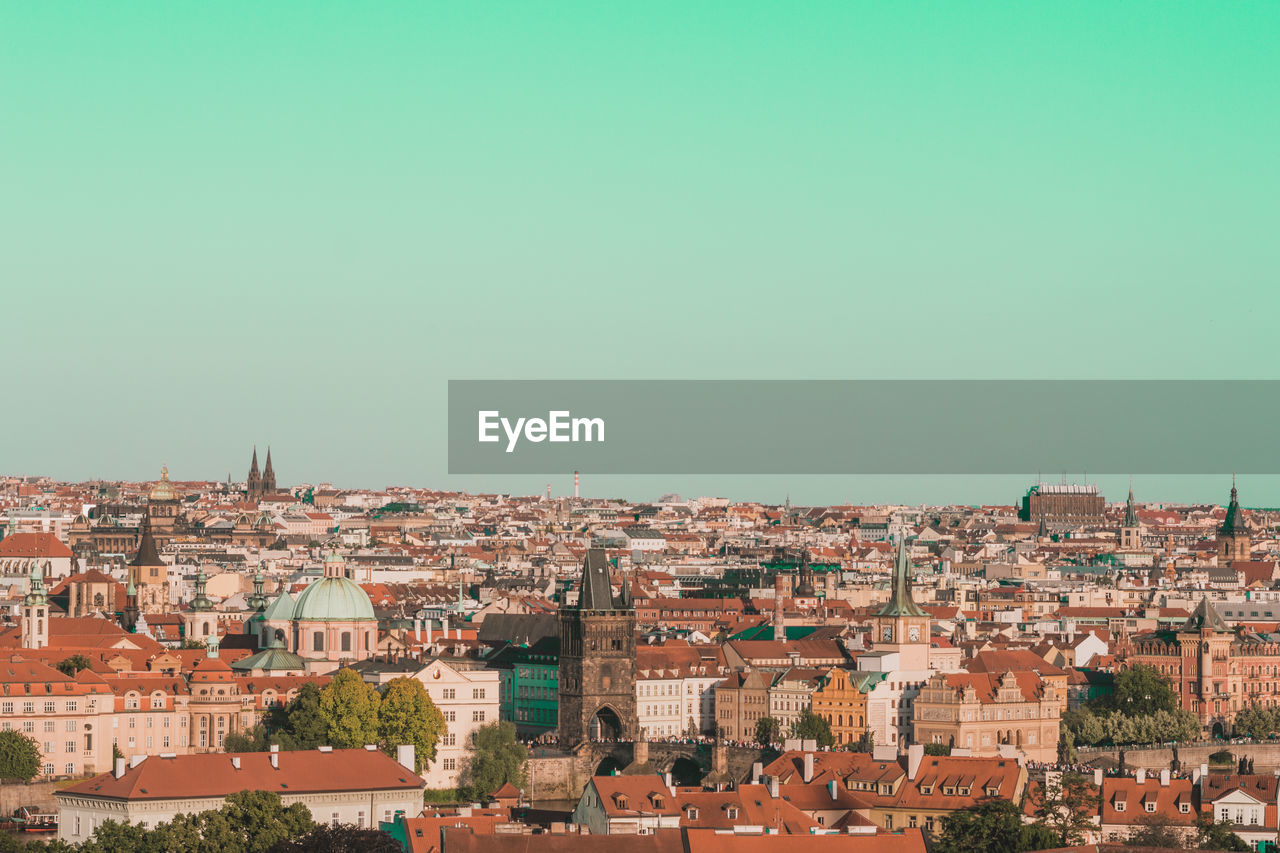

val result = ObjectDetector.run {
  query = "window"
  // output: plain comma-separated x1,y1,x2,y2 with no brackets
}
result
473,689,486,699
472,710,486,722
44,721,55,733
1115,801,1126,812
314,633,324,651
445,711,456,722
65,741,75,753
443,733,456,747
65,762,75,775
443,758,457,770
331,813,340,828
1144,802,1155,813
341,633,352,652
44,701,55,714
443,689,456,700
726,808,738,819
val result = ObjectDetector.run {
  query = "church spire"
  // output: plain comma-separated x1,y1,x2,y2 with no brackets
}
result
794,547,816,597
1124,481,1139,528
263,447,276,494
876,536,927,617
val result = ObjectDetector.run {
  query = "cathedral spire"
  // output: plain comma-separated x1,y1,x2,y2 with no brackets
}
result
795,547,816,597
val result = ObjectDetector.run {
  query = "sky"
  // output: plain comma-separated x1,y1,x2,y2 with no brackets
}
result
2,3,1278,506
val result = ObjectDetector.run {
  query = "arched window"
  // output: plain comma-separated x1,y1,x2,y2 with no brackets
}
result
341,633,352,652
201,623,210,637
313,632,324,651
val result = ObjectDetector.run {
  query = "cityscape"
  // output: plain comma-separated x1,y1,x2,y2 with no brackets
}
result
0,457,1277,851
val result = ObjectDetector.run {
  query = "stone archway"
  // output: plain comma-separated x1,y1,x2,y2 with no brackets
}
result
589,706,624,741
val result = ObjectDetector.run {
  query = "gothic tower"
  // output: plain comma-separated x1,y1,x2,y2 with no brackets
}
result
873,537,931,671
558,548,638,746
129,520,169,614
795,547,816,598
262,447,277,495
247,447,262,502
1217,479,1250,564
1120,483,1142,550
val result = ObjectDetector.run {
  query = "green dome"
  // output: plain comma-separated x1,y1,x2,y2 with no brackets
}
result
292,576,376,622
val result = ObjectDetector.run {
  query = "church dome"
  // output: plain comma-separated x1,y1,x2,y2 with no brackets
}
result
149,465,178,502
293,576,375,622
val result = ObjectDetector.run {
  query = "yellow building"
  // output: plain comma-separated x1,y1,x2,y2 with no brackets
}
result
811,667,869,746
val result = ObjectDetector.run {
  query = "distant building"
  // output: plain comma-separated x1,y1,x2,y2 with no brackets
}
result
1018,483,1105,528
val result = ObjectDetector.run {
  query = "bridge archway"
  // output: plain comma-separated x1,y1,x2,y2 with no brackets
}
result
670,756,703,787
589,706,624,741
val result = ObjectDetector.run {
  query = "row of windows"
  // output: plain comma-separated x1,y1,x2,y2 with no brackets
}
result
1,700,79,714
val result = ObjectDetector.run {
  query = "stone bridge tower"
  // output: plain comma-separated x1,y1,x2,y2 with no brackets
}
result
558,548,638,746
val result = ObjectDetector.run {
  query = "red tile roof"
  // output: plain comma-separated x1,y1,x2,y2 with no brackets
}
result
58,747,425,800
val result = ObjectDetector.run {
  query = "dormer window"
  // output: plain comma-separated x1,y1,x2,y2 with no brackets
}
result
1144,801,1156,813
986,787,999,797
686,807,698,820
1115,801,1126,812
726,807,739,819
957,787,970,797
920,785,933,795
615,795,628,809
1179,803,1190,814
651,796,665,809
943,787,955,796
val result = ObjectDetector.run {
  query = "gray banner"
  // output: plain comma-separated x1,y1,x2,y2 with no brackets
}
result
447,380,1277,474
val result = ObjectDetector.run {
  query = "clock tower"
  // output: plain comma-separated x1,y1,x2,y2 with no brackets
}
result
874,537,931,671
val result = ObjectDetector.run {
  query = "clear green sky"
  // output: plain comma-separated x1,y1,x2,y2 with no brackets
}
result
2,3,1277,506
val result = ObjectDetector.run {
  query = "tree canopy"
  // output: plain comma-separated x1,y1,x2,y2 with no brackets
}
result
789,709,834,749
460,720,527,801
0,730,42,781
56,654,93,677
377,677,445,769
934,799,1055,853
1109,664,1178,716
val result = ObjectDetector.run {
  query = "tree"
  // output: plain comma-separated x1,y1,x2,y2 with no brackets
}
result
378,677,445,769
219,790,315,852
78,790,313,853
0,730,41,781
1194,816,1249,851
225,724,271,753
1232,703,1278,739
790,709,834,749
1123,815,1188,849
1110,664,1178,716
1032,772,1097,847
460,721,527,800
754,717,782,746
56,654,93,676
318,669,381,749
934,799,1049,853
846,730,875,753
924,742,950,756
272,682,329,750
269,824,403,853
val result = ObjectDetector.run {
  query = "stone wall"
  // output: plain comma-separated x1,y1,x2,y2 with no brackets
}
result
0,780,60,815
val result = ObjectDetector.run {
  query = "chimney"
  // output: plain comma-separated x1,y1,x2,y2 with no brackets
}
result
665,772,674,795
397,744,416,772
1136,769,1146,785
426,620,433,645
271,744,280,752
768,776,779,799
231,756,241,770
129,754,145,769
113,758,126,779
270,753,279,769
414,618,421,641
1159,769,1170,787
803,753,814,783
907,744,924,781
828,779,837,801
751,761,763,785
634,740,650,766
1093,768,1103,787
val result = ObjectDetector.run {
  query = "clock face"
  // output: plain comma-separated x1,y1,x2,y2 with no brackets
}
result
908,626,921,642
881,626,893,641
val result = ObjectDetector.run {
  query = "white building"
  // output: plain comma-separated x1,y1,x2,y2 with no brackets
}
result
411,659,501,789
54,746,425,843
